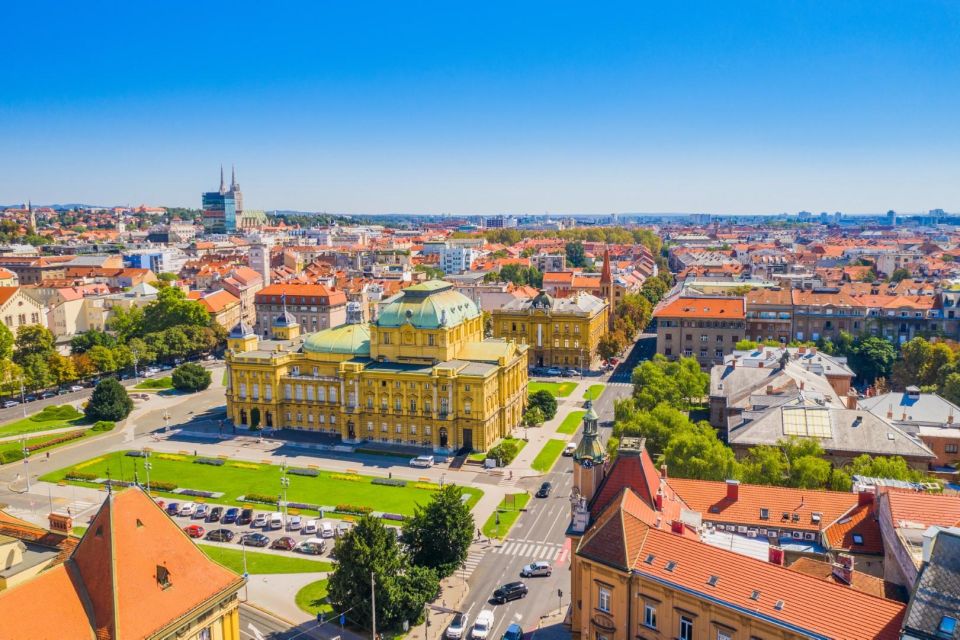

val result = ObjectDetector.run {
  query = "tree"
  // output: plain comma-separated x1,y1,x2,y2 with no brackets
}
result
0,360,22,398
565,241,587,268
13,324,55,363
631,355,708,410
640,277,668,306
47,352,77,386
87,345,117,373
70,329,116,354
788,455,832,489
660,425,739,481
84,378,133,422
0,323,13,360
523,406,545,428
402,485,474,578
614,402,697,456
415,264,445,279
171,363,212,392
739,445,789,486
942,372,960,407
735,339,758,351
615,293,653,336
327,515,438,631
846,336,896,383
142,287,211,334
596,333,623,363
892,337,933,389
527,390,558,421
844,454,929,483
889,268,911,283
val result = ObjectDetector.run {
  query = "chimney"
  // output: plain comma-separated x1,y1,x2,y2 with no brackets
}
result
901,410,907,421
660,464,668,479
766,384,774,395
768,545,785,566
655,491,664,511
48,512,73,534
800,380,805,390
731,358,737,369
670,520,685,535
846,389,858,410
948,410,954,425
886,404,893,419
831,553,855,585
799,346,806,354
726,479,740,501
858,488,875,507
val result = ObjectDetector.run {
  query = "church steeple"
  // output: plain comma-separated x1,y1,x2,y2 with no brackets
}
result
219,165,227,195
600,246,614,330
231,165,238,192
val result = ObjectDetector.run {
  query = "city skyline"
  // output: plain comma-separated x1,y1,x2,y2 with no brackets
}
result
3,1,960,213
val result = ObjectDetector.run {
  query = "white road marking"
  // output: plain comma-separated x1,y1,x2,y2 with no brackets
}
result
246,622,266,640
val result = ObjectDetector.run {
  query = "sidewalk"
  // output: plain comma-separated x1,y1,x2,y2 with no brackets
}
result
404,568,471,640
507,379,596,474
244,571,326,624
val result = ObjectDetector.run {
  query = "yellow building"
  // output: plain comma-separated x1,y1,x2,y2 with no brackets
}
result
225,280,528,452
493,290,608,370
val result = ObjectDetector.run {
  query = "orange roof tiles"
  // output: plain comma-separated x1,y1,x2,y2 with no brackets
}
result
886,490,960,528
823,502,884,554
653,296,745,319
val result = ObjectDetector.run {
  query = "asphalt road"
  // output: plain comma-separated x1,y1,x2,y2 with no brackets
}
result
240,603,331,640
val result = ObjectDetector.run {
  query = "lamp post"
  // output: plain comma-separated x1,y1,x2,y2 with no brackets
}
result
19,378,26,418
162,411,170,433
143,450,152,494
280,475,290,526
21,437,30,492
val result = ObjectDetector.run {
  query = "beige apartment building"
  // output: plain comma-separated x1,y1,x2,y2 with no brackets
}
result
652,296,746,367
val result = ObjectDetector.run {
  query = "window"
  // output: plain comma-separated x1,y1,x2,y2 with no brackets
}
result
382,333,390,345
700,335,708,342
265,384,273,401
252,384,259,400
939,616,957,636
284,384,292,400
428,334,435,346
852,534,864,545
717,629,733,640
643,604,657,629
597,586,610,612
156,565,172,589
946,444,958,454
679,616,694,640
306,386,314,401
198,628,211,640
239,383,247,400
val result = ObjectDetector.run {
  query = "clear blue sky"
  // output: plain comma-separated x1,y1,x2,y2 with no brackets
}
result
2,1,959,214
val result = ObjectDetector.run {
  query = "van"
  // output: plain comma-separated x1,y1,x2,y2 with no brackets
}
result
471,610,495,640
319,521,335,538
268,512,284,530
409,455,434,468
302,519,318,535
563,441,577,456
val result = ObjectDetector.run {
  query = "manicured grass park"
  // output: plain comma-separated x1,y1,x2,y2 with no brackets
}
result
0,428,100,464
467,437,527,462
134,377,173,390
43,451,483,516
482,493,531,539
531,439,567,473
198,544,333,575
0,405,87,438
528,381,577,398
582,384,605,401
556,410,586,435
296,579,333,616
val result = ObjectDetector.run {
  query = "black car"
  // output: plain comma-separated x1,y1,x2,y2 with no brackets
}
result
205,529,235,542
493,582,528,604
536,482,552,498
239,532,270,547
237,508,254,525
206,506,223,523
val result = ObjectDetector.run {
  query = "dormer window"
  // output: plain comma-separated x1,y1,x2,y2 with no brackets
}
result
157,565,172,589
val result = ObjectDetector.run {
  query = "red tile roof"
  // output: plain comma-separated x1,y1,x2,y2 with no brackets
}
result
886,490,960,528
653,296,745,319
823,503,884,554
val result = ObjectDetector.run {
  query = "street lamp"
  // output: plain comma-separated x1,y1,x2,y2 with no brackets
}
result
280,475,290,526
21,437,30,492
133,354,139,385
19,378,26,418
143,450,152,494
162,411,170,432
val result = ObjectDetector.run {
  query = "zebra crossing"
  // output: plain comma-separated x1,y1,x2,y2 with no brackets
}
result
491,538,569,563
498,474,520,488
460,548,486,580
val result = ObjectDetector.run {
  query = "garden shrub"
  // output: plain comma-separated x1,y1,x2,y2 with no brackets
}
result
91,421,115,432
372,477,407,487
336,504,372,515
193,457,225,466
149,481,177,491
288,467,320,477
330,473,362,482
245,493,281,504
66,471,99,481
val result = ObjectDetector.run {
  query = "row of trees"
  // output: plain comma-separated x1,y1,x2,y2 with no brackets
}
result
473,226,662,256
328,485,474,631
597,274,674,362
0,287,223,394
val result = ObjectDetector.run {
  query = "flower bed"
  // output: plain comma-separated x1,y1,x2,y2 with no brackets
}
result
77,456,107,467
288,468,320,477
26,430,85,452
330,473,361,482
372,477,407,487
382,512,405,521
150,481,177,492
66,471,98,482
176,488,219,498
336,504,373,516
124,451,147,458
230,462,261,471
193,457,225,466
245,493,280,504
157,453,186,462
414,482,441,491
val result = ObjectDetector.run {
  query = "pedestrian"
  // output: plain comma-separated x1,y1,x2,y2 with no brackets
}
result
46,452,50,460
389,471,392,479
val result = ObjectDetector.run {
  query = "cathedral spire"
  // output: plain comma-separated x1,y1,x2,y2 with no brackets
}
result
219,165,226,194
231,165,238,191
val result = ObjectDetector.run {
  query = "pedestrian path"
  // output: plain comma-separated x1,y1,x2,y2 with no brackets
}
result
490,539,566,562
498,474,520,488
461,547,486,580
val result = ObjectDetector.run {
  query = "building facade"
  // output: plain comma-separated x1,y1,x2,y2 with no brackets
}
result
0,287,47,335
653,297,746,368
493,290,608,370
254,283,347,337
226,280,528,453
201,166,242,234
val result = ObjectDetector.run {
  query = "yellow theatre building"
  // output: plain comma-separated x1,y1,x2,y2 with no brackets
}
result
224,280,528,452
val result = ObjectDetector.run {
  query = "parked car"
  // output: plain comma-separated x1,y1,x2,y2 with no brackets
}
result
192,504,209,520
270,536,298,551
446,612,469,639
205,529,235,543
237,508,254,525
41,391,57,399
520,561,552,577
563,368,579,377
267,512,284,530
24,395,37,402
206,506,223,523
563,442,577,456
410,455,435,468
239,533,270,548
336,522,353,537
492,582,527,604
178,503,196,516
2,401,18,409
287,515,302,531
222,507,240,524
166,502,181,516
183,524,205,538
296,538,327,555
471,610,495,640
319,522,335,539
536,482,552,498
69,385,84,392
501,624,523,640
302,519,318,535
253,513,269,528
545,368,562,376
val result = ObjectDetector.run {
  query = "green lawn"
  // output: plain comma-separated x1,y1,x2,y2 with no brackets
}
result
528,381,577,398
468,437,527,463
583,384,606,401
531,439,567,473
43,451,483,516
198,543,333,575
296,579,333,616
0,405,87,438
0,429,95,464
556,410,586,435
482,493,531,539
221,369,228,386
134,377,172,390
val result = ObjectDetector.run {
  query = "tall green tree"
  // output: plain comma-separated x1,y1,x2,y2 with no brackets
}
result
85,378,133,421
328,515,439,631
614,402,696,456
739,445,789,486
402,485,474,578
565,241,587,268
87,345,117,373
632,355,708,410
13,324,55,363
846,336,896,383
527,390,558,421
660,424,739,481
171,363,212,392
892,337,933,389
0,323,13,360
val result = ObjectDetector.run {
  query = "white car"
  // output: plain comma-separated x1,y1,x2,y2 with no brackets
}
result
252,513,269,528
520,561,552,577
2,401,18,409
302,519,318,535
410,455,434,468
287,515,302,531
69,385,84,392
192,504,209,520
178,503,196,517
471,610,494,640
446,612,469,639
563,442,577,456
319,521,335,538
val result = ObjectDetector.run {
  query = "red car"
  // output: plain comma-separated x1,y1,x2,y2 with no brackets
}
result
184,525,206,538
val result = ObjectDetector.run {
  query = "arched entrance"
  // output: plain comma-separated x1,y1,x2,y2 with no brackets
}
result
239,409,247,426
250,408,261,429
439,427,448,448
347,421,356,440
265,411,273,428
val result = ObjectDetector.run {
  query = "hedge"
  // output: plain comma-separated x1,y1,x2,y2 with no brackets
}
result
26,430,85,452
336,504,373,516
193,458,225,466
91,421,115,432
178,489,218,498
66,471,99,482
372,477,408,487
245,493,280,504
149,481,177,492
288,468,320,477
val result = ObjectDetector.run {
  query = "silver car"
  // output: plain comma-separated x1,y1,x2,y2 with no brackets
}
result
520,561,552,577
446,612,469,639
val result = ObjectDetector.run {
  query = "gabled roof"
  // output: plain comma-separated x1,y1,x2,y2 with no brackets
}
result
901,528,960,639
653,296,745,319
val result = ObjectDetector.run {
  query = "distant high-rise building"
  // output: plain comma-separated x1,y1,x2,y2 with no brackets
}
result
202,165,242,234
886,209,897,226
484,215,516,229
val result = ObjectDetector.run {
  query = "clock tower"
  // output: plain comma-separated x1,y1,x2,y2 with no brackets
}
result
571,401,606,508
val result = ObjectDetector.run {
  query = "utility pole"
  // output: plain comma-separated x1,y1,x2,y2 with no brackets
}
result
371,572,377,640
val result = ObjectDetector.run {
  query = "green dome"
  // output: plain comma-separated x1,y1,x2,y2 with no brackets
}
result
376,280,480,329
302,323,371,356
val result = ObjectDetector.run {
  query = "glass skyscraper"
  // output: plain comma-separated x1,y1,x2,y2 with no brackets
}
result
202,166,242,234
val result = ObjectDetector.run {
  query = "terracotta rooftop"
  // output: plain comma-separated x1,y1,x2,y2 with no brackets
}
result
886,490,960,528
653,296,745,319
